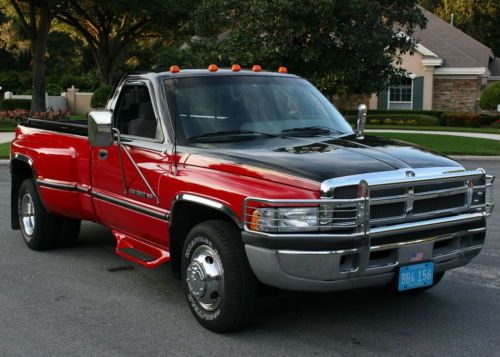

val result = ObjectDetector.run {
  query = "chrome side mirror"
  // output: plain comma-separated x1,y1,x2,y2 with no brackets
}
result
88,111,113,147
355,104,367,139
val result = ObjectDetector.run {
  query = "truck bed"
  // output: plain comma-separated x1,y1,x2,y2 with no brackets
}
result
20,118,88,136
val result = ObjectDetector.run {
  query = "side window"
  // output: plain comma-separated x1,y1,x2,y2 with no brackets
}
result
114,84,163,141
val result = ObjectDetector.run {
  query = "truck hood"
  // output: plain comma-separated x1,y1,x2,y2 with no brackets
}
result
183,135,463,188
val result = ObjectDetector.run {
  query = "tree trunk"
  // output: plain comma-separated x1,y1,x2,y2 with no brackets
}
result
95,47,122,86
30,12,52,113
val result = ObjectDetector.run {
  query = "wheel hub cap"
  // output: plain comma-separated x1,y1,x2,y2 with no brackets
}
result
20,193,35,237
186,244,223,311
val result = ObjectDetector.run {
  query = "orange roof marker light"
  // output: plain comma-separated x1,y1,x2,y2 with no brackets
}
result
278,66,288,74
170,65,180,73
252,65,262,72
208,64,219,72
231,64,241,72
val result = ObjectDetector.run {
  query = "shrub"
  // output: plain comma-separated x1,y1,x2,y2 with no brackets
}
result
479,82,500,110
344,113,439,126
0,109,69,122
341,109,445,119
492,120,500,129
441,112,481,127
31,109,70,120
91,85,112,109
57,72,100,92
46,83,62,96
0,99,32,111
0,109,29,121
0,71,20,92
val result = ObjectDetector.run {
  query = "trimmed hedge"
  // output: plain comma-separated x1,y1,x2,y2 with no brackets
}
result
440,112,481,127
0,99,31,111
479,114,499,126
91,85,112,109
341,109,445,119
345,113,439,126
46,83,63,96
342,109,499,128
479,82,500,110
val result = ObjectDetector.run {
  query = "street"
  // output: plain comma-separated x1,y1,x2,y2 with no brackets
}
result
1,160,499,357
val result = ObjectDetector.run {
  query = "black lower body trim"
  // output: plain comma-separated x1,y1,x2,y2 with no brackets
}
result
37,179,77,191
92,191,169,221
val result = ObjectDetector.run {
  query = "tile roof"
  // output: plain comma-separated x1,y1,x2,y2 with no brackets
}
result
413,7,493,69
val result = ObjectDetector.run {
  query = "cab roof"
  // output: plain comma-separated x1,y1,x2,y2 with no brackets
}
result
128,68,301,80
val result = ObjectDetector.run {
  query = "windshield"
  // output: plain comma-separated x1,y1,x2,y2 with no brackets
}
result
164,75,353,143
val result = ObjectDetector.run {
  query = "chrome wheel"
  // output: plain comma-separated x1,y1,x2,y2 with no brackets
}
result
20,192,35,237
186,244,224,311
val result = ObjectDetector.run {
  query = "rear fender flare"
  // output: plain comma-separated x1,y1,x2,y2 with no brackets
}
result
10,153,39,229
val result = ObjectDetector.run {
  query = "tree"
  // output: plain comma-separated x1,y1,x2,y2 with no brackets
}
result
2,0,67,112
56,0,188,85
181,0,426,96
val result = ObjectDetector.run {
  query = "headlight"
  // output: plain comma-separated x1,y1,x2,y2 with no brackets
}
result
250,207,319,232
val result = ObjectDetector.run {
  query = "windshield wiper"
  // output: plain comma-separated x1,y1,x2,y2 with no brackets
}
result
188,130,277,143
281,126,344,136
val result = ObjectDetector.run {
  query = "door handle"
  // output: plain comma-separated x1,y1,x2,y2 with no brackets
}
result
98,149,108,160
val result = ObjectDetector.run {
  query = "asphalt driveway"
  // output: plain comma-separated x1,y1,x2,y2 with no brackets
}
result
0,160,499,356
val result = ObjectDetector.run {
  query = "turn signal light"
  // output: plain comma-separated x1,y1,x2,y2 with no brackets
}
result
249,210,260,231
252,65,262,72
208,64,218,72
278,66,288,73
231,64,241,72
169,65,180,73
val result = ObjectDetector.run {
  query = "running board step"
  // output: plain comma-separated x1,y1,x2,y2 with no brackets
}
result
113,231,170,268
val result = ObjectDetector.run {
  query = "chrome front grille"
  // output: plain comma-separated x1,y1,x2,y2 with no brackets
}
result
413,193,466,214
243,168,494,238
330,172,483,227
414,181,465,194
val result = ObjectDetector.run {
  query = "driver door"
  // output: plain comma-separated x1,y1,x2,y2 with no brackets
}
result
91,81,171,248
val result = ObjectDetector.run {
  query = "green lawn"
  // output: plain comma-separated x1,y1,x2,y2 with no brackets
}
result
0,121,17,132
366,125,500,134
0,142,10,159
69,114,87,120
370,132,500,156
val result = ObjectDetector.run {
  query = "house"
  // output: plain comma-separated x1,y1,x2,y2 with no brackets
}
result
367,7,500,112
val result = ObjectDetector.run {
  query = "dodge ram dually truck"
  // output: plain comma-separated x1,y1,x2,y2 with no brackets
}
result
10,65,495,332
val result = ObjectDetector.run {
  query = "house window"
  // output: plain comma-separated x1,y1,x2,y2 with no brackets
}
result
388,77,412,109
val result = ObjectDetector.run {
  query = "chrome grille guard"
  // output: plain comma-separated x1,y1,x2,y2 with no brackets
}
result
243,167,494,238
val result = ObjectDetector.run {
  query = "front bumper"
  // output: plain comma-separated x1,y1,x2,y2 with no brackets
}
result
243,214,487,292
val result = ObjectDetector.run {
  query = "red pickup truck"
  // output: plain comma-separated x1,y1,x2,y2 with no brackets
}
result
10,67,495,332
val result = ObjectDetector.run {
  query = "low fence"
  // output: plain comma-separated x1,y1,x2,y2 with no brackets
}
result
3,86,94,115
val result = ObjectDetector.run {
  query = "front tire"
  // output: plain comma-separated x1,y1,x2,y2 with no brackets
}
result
181,220,258,333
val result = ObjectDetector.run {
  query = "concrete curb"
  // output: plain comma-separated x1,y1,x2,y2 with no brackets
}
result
366,129,500,141
0,160,10,165
450,156,500,161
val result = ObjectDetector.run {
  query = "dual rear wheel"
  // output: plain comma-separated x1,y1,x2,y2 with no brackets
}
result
18,179,81,250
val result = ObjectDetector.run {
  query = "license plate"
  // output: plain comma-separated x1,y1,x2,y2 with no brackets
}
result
398,262,435,291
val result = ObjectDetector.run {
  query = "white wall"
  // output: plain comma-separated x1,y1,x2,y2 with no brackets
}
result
4,89,94,114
